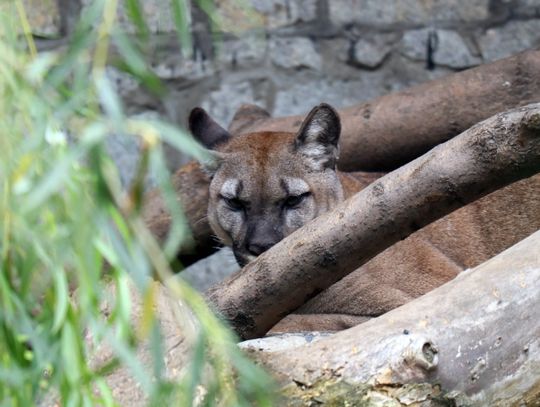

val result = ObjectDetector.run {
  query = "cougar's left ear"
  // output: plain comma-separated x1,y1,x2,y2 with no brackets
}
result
189,107,231,149
294,103,341,171
189,107,231,176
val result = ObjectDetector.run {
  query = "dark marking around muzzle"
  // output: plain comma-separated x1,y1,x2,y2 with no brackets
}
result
245,217,283,256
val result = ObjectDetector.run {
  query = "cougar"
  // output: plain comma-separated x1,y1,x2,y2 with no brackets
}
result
189,103,540,332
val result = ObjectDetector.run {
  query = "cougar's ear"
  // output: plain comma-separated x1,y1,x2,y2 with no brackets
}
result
294,103,341,171
189,107,231,149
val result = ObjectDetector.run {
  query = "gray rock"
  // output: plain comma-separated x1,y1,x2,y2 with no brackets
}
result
106,67,140,98
214,0,317,32
273,76,383,117
201,81,268,127
400,29,434,61
181,248,239,292
104,110,164,189
434,30,481,68
151,53,214,80
514,0,540,17
105,133,141,188
218,36,268,68
80,0,176,33
478,20,540,62
352,34,398,68
23,0,61,37
270,37,322,70
250,0,318,29
400,28,481,69
323,38,351,64
272,54,450,117
330,0,490,26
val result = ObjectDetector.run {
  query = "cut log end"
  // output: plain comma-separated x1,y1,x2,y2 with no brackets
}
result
522,111,540,135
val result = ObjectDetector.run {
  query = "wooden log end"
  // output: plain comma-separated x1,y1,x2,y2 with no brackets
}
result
523,111,540,131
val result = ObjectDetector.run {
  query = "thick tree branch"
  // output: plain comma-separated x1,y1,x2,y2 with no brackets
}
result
230,50,540,171
206,104,540,340
244,230,540,405
144,51,540,265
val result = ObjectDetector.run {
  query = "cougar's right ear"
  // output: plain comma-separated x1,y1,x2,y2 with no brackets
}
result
189,107,231,149
294,103,341,171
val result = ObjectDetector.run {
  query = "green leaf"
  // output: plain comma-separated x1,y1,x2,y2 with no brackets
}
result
95,378,116,407
149,321,165,380
61,320,82,385
52,267,69,334
186,331,207,406
171,0,193,58
95,74,124,125
125,0,150,39
23,122,106,211
115,271,132,331
22,146,82,212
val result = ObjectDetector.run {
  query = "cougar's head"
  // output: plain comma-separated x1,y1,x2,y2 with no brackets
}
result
189,104,344,266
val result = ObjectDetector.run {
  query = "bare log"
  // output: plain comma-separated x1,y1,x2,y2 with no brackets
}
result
271,172,540,332
230,50,540,171
206,103,540,340
243,230,540,406
144,51,540,265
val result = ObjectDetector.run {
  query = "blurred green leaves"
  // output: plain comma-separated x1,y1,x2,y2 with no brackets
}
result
0,1,274,405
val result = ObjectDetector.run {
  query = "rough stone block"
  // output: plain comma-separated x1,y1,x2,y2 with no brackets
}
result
352,33,399,68
273,77,382,117
21,0,61,37
253,0,317,28
81,0,176,33
218,36,268,68
478,20,540,61
400,28,481,69
181,248,239,291
330,0,490,26
201,81,267,127
513,0,540,17
270,37,322,70
272,54,450,117
250,0,317,29
151,53,214,80
215,0,317,32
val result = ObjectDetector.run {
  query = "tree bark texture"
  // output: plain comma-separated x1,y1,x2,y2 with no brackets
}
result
230,50,540,171
271,172,540,334
143,51,540,266
244,230,540,406
206,104,540,340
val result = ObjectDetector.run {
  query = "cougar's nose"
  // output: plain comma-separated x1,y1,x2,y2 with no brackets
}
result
246,241,274,256
245,218,282,256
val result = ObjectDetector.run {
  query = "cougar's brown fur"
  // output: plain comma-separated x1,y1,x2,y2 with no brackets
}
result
190,104,540,332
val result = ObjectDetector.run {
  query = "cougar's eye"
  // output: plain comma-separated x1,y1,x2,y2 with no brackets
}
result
222,196,245,211
283,192,310,209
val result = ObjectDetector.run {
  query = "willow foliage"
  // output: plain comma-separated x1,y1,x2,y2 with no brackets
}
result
0,1,274,405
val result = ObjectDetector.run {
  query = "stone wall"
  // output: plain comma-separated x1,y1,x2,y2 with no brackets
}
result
27,0,540,172
25,0,540,283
